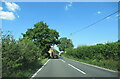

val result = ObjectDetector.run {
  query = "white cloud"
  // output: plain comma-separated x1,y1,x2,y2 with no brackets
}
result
2,0,5,1
0,1,20,20
17,15,19,18
90,41,109,45
65,2,72,11
0,11,15,20
97,11,101,14
68,2,72,7
65,6,68,11
0,7,3,11
5,2,20,12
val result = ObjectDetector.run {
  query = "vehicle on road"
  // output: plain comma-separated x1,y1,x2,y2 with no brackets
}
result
53,54,59,59
48,46,60,59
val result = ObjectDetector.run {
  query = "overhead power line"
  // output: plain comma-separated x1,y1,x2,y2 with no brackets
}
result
72,10,119,35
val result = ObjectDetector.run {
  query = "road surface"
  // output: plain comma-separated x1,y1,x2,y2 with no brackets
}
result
31,57,119,79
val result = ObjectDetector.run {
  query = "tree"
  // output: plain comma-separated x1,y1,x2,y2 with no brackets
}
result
2,32,20,76
22,21,60,56
57,37,74,51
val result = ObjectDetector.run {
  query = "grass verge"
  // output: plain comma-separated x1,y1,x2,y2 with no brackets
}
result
29,58,48,77
9,58,49,78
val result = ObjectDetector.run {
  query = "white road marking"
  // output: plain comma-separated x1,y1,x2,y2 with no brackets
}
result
70,59,117,73
44,59,50,65
30,59,50,79
68,64,86,74
61,59,66,63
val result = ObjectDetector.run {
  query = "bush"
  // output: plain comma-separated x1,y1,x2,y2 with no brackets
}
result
2,32,43,77
64,42,119,71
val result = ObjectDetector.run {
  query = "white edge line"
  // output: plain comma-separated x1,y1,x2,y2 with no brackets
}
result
68,64,86,74
61,59,66,63
70,59,118,73
30,59,50,79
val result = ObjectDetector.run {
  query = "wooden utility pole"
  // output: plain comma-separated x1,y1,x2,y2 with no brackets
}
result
70,33,72,43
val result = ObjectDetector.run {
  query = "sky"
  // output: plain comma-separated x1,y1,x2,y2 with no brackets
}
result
1,2,119,49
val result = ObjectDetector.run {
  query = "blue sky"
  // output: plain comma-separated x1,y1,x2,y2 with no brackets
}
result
1,2,119,48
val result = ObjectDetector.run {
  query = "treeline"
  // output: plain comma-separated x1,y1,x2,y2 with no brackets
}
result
64,41,120,71
2,32,42,77
2,21,60,77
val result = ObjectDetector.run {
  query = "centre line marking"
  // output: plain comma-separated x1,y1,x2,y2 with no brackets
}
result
68,64,86,74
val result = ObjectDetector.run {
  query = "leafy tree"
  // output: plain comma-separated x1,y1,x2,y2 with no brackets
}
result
18,37,42,69
2,32,20,76
57,37,74,51
2,32,43,77
22,21,60,56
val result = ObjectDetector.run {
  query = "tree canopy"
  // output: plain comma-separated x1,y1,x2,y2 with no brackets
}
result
22,21,60,56
57,37,74,51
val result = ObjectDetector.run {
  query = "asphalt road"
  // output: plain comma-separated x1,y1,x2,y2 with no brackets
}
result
31,57,119,79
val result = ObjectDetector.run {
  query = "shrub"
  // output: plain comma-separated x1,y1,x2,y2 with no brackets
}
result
2,32,43,77
64,41,119,71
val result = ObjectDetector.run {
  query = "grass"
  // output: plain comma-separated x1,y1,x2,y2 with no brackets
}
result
64,55,118,71
41,58,48,64
29,58,48,77
9,58,49,78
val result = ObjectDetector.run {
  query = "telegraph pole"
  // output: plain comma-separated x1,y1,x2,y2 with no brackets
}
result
70,33,72,43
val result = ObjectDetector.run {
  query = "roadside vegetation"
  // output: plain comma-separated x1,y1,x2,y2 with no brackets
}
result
57,37,74,51
2,21,60,77
2,21,119,77
64,41,120,71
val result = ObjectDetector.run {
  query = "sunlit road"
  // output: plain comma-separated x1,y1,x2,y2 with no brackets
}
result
31,57,119,79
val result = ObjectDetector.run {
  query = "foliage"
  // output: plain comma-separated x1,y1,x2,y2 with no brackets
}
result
2,21,60,77
22,21,60,57
2,32,43,77
57,37,74,51
64,42,119,71
53,50,59,55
